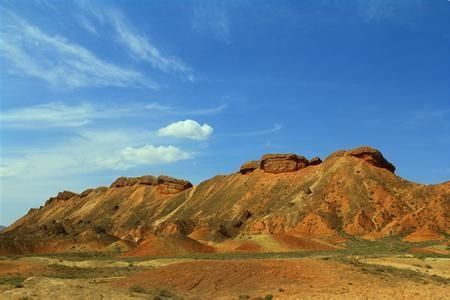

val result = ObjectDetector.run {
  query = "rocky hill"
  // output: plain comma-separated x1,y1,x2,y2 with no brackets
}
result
1,146,449,255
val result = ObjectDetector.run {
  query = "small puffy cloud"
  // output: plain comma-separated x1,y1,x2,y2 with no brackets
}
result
157,119,213,141
95,144,192,170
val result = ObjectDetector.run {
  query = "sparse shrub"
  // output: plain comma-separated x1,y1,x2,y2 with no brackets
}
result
129,284,146,293
264,294,274,300
239,295,250,300
0,276,25,287
158,288,175,297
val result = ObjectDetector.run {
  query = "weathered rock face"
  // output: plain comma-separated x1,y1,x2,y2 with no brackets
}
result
240,160,260,174
324,150,346,161
110,175,191,194
157,175,193,194
110,177,131,187
45,190,78,206
139,175,158,186
80,188,93,198
323,147,395,173
260,154,309,174
57,191,77,200
110,175,158,188
308,157,322,166
345,146,395,173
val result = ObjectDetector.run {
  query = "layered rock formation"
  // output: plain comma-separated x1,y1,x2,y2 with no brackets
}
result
260,153,309,173
239,153,322,175
0,146,448,256
110,175,160,187
110,175,192,194
325,146,395,173
345,146,396,173
157,176,193,194
45,191,78,206
239,160,260,175
308,157,322,166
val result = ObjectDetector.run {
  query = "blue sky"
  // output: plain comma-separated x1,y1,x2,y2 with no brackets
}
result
1,0,449,225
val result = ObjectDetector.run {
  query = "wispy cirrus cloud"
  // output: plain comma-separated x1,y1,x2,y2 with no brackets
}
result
146,102,227,116
0,102,133,129
0,101,227,129
220,124,282,137
355,0,424,22
0,11,157,89
191,2,231,44
404,109,450,129
78,2,195,81
77,14,98,35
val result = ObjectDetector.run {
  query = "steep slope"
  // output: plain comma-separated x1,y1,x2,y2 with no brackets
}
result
1,146,448,255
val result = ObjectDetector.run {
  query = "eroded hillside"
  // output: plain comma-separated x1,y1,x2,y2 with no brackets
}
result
1,146,449,255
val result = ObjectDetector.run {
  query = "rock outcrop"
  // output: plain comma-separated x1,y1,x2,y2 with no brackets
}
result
345,146,396,173
324,150,346,161
111,175,192,194
110,175,158,188
324,146,395,173
260,154,309,174
45,191,78,206
80,188,93,198
240,160,260,174
157,175,193,194
308,157,322,166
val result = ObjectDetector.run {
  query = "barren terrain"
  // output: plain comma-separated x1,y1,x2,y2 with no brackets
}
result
1,147,449,299
1,242,449,299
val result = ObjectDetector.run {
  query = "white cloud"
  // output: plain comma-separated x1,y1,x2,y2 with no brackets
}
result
146,102,173,112
0,162,28,178
220,124,282,137
0,128,193,179
0,102,132,128
0,102,227,129
78,14,98,35
354,0,424,23
96,145,192,170
404,109,450,129
158,119,214,141
184,104,228,116
191,2,231,44
146,103,227,116
78,3,195,80
0,11,157,89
